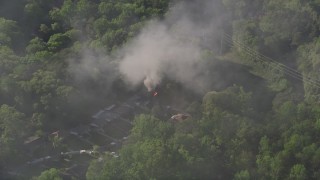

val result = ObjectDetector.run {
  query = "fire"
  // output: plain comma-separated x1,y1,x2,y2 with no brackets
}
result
153,91,158,97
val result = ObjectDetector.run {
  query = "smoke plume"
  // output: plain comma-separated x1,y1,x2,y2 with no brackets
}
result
68,0,227,94
118,0,225,93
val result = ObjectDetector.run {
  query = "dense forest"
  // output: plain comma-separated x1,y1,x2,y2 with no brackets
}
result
1,0,320,179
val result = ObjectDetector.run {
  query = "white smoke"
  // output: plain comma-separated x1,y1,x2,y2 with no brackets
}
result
68,0,227,94
119,21,202,88
118,0,225,93
68,50,117,84
144,74,160,92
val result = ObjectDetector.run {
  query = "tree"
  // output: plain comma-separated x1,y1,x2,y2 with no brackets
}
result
259,0,319,49
0,105,26,162
47,33,71,52
130,114,174,141
234,170,250,180
297,37,320,103
25,37,47,54
222,0,263,19
87,115,176,180
34,168,62,180
202,85,252,116
0,46,19,76
289,164,307,180
0,17,21,48
49,0,75,27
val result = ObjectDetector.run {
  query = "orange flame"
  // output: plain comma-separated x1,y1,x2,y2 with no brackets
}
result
153,91,158,97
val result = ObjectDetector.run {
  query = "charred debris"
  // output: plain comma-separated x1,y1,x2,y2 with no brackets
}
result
10,86,190,179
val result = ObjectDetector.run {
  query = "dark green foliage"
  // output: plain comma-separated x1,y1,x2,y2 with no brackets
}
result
33,168,62,180
0,17,22,48
297,37,320,103
47,33,72,51
1,0,320,179
0,105,26,163
87,86,262,179
0,1,171,177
